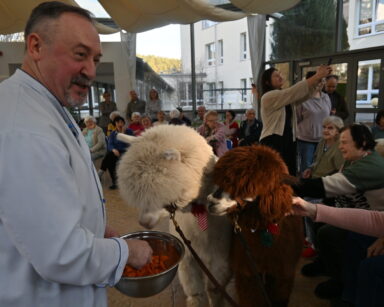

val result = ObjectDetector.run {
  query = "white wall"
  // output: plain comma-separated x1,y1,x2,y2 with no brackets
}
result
180,18,253,110
347,0,384,50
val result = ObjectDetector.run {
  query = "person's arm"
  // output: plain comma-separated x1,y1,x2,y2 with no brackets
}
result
1,133,129,285
90,128,106,153
209,123,227,143
291,197,384,238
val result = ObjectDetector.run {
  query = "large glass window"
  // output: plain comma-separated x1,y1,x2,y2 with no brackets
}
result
357,0,384,36
266,0,349,61
356,59,381,108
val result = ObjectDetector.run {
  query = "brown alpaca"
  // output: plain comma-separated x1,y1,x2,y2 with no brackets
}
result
208,145,303,307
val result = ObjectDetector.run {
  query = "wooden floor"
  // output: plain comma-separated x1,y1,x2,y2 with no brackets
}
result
101,176,331,307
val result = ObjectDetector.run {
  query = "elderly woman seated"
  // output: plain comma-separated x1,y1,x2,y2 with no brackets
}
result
82,115,106,161
197,110,228,157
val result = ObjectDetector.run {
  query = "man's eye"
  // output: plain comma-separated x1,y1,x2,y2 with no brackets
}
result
75,52,86,58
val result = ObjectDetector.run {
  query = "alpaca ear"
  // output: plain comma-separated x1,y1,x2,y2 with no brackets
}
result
162,149,181,161
117,133,137,144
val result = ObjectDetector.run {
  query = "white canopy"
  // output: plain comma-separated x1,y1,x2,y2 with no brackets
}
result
0,0,300,34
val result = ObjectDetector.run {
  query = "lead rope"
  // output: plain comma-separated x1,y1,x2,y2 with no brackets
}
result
165,204,239,307
232,214,272,307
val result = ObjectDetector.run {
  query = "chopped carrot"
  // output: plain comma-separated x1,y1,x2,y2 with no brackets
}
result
122,255,170,277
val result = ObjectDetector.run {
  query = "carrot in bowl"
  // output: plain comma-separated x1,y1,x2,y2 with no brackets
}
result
123,255,170,277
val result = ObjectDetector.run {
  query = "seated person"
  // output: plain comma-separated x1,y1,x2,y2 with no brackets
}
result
223,110,239,148
153,111,168,126
128,112,144,136
176,107,191,126
302,115,345,179
197,110,228,157
295,124,384,301
371,109,384,140
141,115,153,132
98,116,133,190
292,197,384,307
106,111,122,137
169,109,185,125
238,109,263,146
82,115,106,161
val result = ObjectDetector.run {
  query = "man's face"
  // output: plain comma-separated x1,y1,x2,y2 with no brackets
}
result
325,78,338,94
103,92,111,102
130,91,138,100
197,107,206,119
246,110,255,121
339,129,365,161
34,13,102,107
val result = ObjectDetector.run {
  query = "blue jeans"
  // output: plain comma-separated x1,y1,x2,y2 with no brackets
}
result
297,140,318,174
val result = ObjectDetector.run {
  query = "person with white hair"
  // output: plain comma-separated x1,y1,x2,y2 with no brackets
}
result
169,108,185,125
106,110,122,136
82,115,106,161
238,108,263,146
0,2,152,306
302,115,344,179
127,112,144,136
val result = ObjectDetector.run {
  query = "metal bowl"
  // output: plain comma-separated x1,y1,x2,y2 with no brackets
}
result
115,231,185,297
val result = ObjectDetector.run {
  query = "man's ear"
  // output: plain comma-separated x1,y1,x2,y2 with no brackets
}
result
26,33,43,61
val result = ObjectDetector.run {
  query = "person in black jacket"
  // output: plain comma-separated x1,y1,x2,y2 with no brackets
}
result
238,108,263,146
324,75,349,120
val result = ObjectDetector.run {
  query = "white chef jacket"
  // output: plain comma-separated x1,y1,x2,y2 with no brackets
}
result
0,70,128,306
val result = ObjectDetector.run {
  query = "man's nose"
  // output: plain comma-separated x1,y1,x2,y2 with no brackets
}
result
82,59,97,81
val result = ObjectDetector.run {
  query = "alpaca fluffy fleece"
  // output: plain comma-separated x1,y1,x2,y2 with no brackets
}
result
208,145,303,307
117,125,233,307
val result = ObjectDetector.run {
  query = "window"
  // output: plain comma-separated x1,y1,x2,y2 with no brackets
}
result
240,32,247,60
218,40,224,64
206,82,216,104
356,59,381,108
357,0,384,36
206,43,216,66
202,20,218,29
240,78,247,102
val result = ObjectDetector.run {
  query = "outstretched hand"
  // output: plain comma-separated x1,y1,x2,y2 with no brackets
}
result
289,197,317,219
125,239,153,269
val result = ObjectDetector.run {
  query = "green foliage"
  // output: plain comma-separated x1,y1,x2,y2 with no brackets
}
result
138,54,181,74
270,0,349,60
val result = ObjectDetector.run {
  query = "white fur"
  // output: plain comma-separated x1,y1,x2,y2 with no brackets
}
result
207,191,237,216
117,125,234,306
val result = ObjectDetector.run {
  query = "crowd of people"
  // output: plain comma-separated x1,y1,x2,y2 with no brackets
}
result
1,2,384,307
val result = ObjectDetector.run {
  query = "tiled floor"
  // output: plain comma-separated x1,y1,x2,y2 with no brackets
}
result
102,177,331,307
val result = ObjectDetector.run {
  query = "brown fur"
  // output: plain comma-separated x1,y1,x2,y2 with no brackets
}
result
213,145,303,307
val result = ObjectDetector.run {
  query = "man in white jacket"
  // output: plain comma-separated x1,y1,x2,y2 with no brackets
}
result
0,2,152,306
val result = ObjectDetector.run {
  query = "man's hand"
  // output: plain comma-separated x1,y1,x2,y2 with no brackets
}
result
367,237,384,258
125,239,153,269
